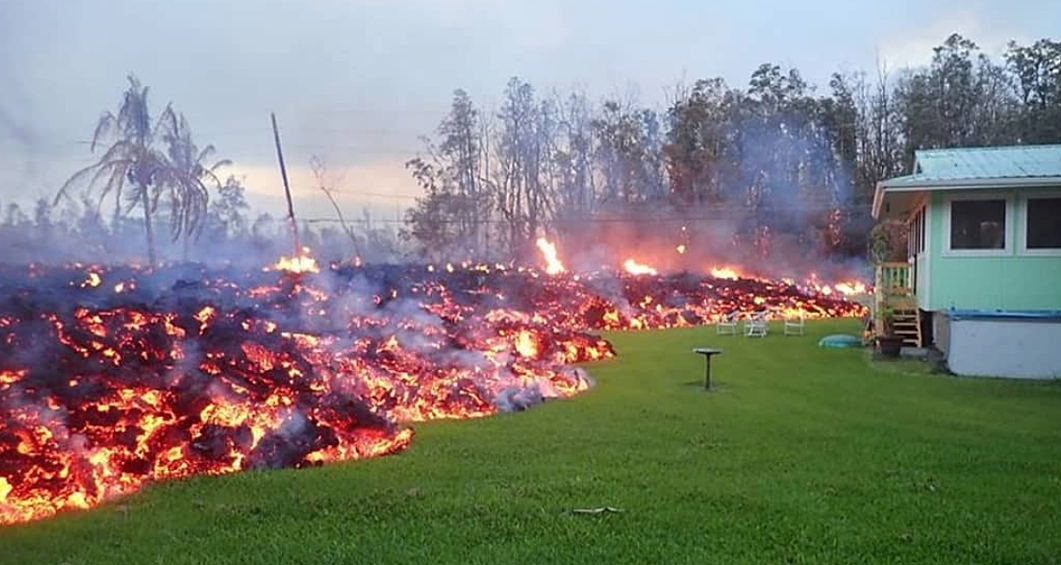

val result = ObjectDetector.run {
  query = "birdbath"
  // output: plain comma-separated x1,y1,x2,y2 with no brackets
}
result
692,348,723,390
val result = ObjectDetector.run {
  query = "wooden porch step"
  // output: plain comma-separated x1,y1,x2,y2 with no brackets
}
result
874,261,923,347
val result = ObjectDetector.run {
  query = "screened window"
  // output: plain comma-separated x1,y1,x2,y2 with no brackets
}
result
908,207,926,257
917,207,926,253
1027,197,1061,249
950,200,1006,250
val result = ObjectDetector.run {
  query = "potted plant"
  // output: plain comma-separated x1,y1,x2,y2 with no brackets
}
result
868,223,893,266
875,306,903,358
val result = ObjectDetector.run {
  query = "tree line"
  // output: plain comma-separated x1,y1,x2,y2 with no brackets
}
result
2,33,1059,268
402,34,1061,262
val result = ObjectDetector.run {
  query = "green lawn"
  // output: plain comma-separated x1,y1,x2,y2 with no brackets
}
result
4,319,1061,565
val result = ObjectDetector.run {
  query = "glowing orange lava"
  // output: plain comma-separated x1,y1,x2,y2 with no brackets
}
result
0,254,867,527
834,281,868,296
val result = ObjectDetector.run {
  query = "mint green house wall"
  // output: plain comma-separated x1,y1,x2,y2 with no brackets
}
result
925,188,1061,312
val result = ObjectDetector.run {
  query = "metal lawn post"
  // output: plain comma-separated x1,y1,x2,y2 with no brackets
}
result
692,348,722,390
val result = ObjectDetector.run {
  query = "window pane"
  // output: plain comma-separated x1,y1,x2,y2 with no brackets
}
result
1027,197,1061,249
951,200,1005,249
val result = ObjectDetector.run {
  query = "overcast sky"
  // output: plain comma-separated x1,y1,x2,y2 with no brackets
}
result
1,0,1058,220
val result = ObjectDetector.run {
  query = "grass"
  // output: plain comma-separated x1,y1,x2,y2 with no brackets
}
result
4,319,1061,565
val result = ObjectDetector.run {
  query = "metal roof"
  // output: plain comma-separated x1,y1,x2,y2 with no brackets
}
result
913,144,1061,180
879,174,1061,190
873,144,1061,218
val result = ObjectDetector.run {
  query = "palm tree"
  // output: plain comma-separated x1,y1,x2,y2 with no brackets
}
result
159,111,230,261
56,75,171,267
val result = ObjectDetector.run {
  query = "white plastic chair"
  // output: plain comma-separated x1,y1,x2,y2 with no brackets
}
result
744,311,769,338
716,311,738,335
784,312,806,336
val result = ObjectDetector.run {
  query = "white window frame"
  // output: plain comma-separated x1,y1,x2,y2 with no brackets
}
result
1019,190,1061,257
942,192,1014,257
907,194,929,259
907,197,929,302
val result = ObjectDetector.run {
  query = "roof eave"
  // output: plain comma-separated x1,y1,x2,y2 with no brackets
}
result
879,176,1061,191
871,182,885,219
873,175,1061,220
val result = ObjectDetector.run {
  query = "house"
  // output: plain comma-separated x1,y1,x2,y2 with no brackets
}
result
872,144,1061,379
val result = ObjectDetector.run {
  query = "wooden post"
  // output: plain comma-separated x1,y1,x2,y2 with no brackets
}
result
873,264,884,336
271,112,301,257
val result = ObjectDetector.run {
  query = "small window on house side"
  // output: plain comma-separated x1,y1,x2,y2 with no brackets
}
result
950,200,1006,250
1027,197,1061,249
918,208,926,252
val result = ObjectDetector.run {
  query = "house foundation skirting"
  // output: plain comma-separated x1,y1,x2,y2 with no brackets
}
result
935,311,1061,379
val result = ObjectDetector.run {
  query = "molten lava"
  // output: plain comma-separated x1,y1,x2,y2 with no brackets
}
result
0,256,866,527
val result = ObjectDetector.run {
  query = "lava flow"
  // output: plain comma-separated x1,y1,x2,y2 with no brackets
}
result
0,255,866,526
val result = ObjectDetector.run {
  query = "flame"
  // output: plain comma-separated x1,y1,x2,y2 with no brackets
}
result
535,238,566,275
710,266,740,280
622,259,658,276
675,244,686,255
81,272,102,288
269,247,319,274
834,281,868,296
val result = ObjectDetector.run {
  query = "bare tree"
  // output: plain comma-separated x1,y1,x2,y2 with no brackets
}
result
310,155,361,258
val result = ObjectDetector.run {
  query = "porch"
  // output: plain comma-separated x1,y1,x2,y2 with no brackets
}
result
874,262,922,347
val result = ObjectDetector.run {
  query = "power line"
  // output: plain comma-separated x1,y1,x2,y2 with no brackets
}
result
323,189,418,200
286,209,870,226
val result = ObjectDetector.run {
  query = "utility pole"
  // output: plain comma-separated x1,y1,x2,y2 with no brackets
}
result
271,112,301,256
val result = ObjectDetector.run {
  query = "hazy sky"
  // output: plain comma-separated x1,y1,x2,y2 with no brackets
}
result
2,0,1058,220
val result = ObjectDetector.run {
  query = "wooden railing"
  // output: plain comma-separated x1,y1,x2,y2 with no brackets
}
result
876,262,911,296
872,262,917,342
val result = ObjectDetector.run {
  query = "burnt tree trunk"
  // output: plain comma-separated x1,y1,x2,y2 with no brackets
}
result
141,187,157,268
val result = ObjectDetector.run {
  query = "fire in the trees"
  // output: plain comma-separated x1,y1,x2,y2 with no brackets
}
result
0,254,866,526
535,238,566,275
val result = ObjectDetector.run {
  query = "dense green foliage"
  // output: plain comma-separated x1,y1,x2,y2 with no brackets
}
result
4,320,1060,565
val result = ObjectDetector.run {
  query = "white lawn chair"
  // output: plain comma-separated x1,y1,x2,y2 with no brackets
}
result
744,311,769,338
716,311,738,335
784,312,806,336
